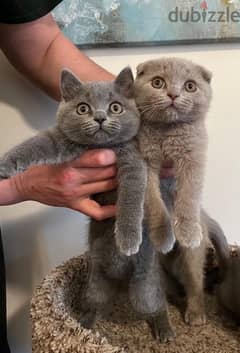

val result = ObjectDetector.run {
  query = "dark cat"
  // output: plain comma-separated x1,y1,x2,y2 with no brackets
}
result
209,225,240,323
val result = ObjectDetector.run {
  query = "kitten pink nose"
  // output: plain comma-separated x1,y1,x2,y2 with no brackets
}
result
168,93,179,100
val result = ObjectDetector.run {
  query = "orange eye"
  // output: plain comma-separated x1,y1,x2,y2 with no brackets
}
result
77,103,90,115
109,102,123,114
151,77,166,89
185,81,197,92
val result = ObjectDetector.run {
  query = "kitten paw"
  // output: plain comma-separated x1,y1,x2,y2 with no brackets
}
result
174,218,202,248
114,224,142,256
0,161,17,179
147,316,176,343
152,222,176,254
185,307,206,326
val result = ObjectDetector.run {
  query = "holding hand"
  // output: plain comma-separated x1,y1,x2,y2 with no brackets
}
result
0,149,117,220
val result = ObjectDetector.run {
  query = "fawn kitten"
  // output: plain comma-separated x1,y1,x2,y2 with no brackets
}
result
134,57,212,251
160,178,231,326
134,58,212,325
0,67,147,257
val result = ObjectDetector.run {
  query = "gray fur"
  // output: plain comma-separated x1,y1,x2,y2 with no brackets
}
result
205,218,240,322
82,212,175,342
134,57,212,250
0,67,147,257
202,212,240,322
203,210,230,281
216,247,240,322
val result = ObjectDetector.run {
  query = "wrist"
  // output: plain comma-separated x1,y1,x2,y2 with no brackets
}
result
0,176,26,205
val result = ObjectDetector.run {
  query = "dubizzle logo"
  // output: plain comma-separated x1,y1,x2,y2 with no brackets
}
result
168,0,240,23
200,1,208,10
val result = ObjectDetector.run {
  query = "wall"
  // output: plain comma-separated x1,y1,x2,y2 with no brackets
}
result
0,43,240,353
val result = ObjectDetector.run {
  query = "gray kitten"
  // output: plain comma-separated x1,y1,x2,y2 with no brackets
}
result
134,57,212,251
0,67,147,257
82,197,175,342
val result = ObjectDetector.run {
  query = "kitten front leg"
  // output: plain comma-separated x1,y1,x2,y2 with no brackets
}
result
146,168,175,254
0,127,83,179
114,144,147,256
174,158,205,248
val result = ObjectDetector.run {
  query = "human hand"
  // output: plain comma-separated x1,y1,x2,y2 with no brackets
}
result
0,150,117,220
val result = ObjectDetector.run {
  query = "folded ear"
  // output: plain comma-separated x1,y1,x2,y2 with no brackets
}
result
136,63,145,77
114,67,134,98
198,65,212,83
60,69,83,101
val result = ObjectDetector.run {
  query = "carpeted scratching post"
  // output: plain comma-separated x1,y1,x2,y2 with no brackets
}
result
31,252,240,353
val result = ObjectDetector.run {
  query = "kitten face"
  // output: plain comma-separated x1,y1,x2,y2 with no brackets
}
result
57,68,140,145
134,58,212,125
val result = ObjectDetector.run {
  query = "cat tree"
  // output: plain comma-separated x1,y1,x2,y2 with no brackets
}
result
31,251,239,353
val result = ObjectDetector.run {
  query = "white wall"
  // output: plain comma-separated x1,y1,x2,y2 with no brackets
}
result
0,43,240,353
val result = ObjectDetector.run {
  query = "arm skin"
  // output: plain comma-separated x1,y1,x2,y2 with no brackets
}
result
0,13,173,218
0,14,114,100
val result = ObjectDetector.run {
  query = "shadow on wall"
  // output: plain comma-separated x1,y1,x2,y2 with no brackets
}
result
0,52,57,131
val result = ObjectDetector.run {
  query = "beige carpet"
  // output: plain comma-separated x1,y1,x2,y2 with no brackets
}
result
31,254,240,353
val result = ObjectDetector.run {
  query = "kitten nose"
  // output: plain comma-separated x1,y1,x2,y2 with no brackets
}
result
94,116,106,123
94,111,107,124
168,93,179,100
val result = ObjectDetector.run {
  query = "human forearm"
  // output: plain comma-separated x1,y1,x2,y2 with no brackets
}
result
0,14,114,100
37,33,115,100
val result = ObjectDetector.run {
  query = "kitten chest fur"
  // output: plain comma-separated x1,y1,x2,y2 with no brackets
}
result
137,120,208,170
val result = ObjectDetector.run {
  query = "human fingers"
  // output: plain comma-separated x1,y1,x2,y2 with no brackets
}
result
72,198,116,220
70,149,116,168
72,165,117,184
79,178,118,196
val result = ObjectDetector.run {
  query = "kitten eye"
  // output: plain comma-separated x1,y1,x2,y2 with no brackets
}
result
185,81,197,92
77,103,90,115
151,77,166,89
109,102,123,114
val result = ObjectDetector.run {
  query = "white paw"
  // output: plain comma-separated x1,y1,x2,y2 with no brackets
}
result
160,231,176,254
114,223,142,256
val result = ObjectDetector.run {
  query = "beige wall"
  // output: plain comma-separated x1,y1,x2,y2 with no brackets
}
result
0,43,240,353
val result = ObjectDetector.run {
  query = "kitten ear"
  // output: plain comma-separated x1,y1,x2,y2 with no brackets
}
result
114,67,134,98
60,69,84,101
198,65,212,83
136,63,145,77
